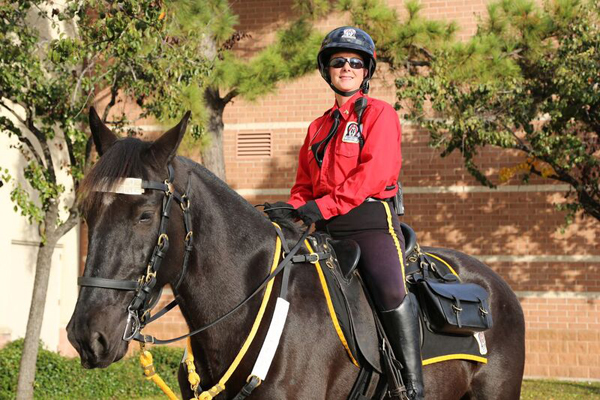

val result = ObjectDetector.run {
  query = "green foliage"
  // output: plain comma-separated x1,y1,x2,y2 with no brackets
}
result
340,0,457,69
147,0,328,164
228,19,324,100
397,0,600,221
0,339,184,399
0,0,211,234
200,1,325,102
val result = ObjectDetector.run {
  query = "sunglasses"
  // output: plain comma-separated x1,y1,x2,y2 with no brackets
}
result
328,57,365,69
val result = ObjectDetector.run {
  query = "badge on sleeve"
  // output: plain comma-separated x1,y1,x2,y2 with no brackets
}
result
342,122,362,144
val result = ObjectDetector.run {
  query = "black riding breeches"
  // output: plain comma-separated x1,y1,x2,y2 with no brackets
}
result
315,201,407,311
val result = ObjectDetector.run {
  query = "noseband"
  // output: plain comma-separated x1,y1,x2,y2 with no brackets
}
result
78,165,194,341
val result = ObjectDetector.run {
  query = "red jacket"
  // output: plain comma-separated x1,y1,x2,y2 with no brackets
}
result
288,91,402,220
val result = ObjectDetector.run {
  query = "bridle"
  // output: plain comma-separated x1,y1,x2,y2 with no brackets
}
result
77,164,313,346
78,165,194,341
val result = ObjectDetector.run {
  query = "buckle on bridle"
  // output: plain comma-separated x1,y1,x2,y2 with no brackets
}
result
123,308,141,341
157,233,168,246
180,194,190,210
306,253,320,264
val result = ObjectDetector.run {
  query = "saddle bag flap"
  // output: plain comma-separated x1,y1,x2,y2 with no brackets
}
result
426,281,488,302
418,280,493,336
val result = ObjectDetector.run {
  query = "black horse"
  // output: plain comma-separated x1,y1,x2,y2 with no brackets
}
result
67,110,525,399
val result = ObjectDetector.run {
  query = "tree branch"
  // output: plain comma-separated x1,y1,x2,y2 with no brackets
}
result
0,101,45,166
71,55,97,105
102,73,120,122
222,89,238,105
55,207,79,239
25,107,57,183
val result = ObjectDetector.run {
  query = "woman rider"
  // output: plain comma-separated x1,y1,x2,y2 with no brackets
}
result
267,27,424,399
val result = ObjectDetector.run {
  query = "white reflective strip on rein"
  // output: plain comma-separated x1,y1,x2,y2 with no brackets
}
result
251,297,290,381
95,178,145,195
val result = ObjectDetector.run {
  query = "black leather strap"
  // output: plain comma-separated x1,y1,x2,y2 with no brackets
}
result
77,276,139,291
311,109,341,168
291,251,330,264
231,376,261,400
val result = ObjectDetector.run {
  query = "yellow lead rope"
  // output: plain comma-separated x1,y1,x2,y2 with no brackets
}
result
139,348,180,400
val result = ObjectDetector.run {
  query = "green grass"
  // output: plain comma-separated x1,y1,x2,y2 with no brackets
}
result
142,379,600,400
521,379,600,400
2,341,599,399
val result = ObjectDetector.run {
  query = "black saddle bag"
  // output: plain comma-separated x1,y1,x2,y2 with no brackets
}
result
413,255,493,336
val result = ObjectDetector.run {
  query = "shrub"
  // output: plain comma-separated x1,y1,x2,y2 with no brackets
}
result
0,340,183,399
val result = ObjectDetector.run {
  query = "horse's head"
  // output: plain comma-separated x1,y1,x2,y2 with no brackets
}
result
67,108,190,368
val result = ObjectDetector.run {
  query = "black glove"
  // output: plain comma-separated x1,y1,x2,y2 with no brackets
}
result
264,202,297,222
296,200,323,226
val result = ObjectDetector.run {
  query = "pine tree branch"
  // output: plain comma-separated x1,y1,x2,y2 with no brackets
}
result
222,89,238,105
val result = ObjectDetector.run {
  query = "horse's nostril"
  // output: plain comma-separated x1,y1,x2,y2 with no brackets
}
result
90,331,109,359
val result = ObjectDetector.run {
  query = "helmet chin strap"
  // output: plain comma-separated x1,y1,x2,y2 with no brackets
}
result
330,80,370,97
330,84,361,97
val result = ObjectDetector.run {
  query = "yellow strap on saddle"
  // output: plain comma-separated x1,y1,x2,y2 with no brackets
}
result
425,252,460,279
305,240,360,368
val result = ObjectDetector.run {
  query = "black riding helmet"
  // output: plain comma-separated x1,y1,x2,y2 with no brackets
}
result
317,26,377,96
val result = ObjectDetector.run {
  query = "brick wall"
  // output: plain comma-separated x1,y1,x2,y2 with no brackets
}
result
219,0,600,382
61,0,599,383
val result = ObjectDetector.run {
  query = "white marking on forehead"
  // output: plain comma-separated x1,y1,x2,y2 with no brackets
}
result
102,193,116,207
93,178,145,195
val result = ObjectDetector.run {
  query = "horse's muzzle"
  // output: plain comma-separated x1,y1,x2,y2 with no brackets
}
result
66,306,129,368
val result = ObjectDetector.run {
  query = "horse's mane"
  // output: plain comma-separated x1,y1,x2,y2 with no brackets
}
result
78,137,303,237
179,157,302,236
78,137,151,217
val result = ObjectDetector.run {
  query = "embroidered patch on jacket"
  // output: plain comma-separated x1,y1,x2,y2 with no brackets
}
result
342,122,362,144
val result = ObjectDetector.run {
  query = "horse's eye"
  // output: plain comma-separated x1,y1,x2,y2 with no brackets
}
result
139,211,153,223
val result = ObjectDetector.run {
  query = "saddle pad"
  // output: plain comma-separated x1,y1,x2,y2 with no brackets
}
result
418,302,488,365
408,251,488,365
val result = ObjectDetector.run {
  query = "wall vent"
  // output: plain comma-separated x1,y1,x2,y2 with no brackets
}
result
236,132,272,158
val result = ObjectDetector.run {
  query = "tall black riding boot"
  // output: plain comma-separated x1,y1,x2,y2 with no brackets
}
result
380,293,424,400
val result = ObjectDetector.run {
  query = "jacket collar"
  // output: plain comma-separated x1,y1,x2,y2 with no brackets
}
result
330,91,366,121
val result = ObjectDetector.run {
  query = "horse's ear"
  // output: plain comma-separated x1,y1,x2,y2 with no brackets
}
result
89,107,118,156
146,111,191,167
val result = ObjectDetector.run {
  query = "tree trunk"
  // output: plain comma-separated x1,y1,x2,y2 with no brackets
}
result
201,87,227,181
15,202,74,400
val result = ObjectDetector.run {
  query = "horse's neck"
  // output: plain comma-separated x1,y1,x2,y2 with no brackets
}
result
175,162,286,383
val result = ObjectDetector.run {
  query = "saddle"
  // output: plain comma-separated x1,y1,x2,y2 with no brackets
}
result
306,232,383,373
306,223,490,377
